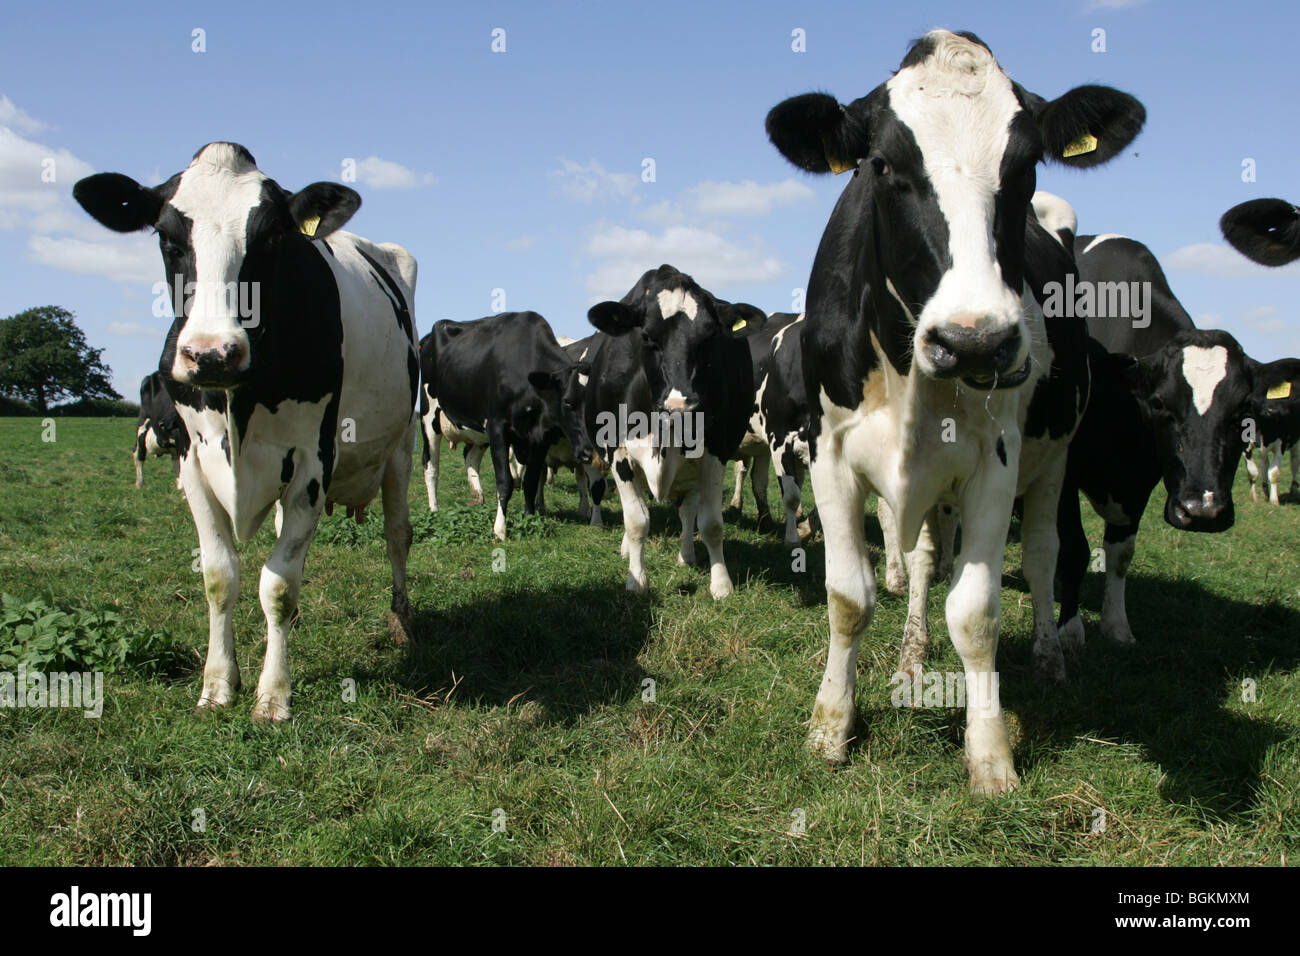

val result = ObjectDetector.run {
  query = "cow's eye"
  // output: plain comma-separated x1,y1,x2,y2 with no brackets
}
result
870,155,891,177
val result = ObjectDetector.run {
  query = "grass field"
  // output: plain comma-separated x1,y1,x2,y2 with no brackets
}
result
0,416,1296,866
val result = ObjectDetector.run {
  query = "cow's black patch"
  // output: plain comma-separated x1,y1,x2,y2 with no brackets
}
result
281,448,295,484
995,436,1007,466
220,432,231,464
616,458,635,483
307,478,320,507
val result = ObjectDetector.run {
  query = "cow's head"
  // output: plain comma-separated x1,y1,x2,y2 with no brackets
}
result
527,361,595,465
588,265,766,414
74,142,361,388
766,30,1144,389
1220,198,1300,267
1125,330,1258,531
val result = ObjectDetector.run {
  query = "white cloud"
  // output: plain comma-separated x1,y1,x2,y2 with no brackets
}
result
0,126,94,219
552,159,639,203
505,235,539,251
684,179,815,218
28,234,160,283
353,155,435,190
1240,305,1279,321
0,94,47,134
582,224,785,301
1163,242,1300,279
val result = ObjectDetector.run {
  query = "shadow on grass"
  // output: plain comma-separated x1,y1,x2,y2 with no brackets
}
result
380,584,655,726
994,570,1300,818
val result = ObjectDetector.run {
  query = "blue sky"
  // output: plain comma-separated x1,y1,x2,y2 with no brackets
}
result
2,0,1298,398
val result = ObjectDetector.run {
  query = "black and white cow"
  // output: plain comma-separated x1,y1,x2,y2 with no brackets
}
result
767,30,1144,792
74,142,420,721
1221,198,1300,267
581,265,765,598
728,316,783,525
1244,357,1300,504
545,333,608,524
1071,232,1195,356
753,313,818,548
133,370,186,489
421,312,590,540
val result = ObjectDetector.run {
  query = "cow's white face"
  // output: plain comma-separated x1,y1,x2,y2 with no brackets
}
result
163,144,269,385
73,141,363,390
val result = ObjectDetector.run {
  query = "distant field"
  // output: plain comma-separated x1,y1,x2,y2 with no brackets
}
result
0,417,1295,865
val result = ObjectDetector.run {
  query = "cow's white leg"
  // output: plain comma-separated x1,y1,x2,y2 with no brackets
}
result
465,444,486,507
133,452,144,489
613,453,650,593
677,489,699,567
949,465,1019,795
381,425,416,645
173,453,183,490
273,500,284,538
750,453,773,527
877,496,908,596
780,473,803,548
729,458,747,511
424,434,440,512
1245,446,1261,502
1022,460,1068,683
697,454,734,599
1099,531,1137,645
1267,439,1282,505
897,510,937,681
186,464,241,711
936,504,957,582
807,454,873,763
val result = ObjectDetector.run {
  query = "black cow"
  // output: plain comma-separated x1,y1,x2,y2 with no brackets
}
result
581,264,765,598
421,311,589,540
133,371,187,489
767,29,1144,792
1244,358,1300,504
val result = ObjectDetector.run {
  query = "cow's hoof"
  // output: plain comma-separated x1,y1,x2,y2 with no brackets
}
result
1032,638,1068,684
1058,616,1086,655
1100,617,1136,646
897,641,927,683
468,494,484,507
387,610,415,645
967,759,1019,796
197,677,239,711
710,577,734,600
625,573,648,595
252,695,291,723
677,549,695,567
884,566,908,597
807,725,850,765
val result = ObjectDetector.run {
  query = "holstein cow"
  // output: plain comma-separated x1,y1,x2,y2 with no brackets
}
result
581,265,766,599
729,314,785,526
421,312,590,540
754,313,818,548
74,142,420,722
544,333,608,525
133,370,186,489
1244,358,1300,504
767,30,1144,792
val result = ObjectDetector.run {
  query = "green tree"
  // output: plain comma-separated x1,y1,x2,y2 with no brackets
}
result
0,306,120,412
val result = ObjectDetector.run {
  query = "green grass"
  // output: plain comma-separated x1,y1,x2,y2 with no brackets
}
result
0,417,1296,865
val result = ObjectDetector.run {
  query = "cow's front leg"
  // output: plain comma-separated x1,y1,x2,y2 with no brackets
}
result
935,504,957,582
779,470,804,548
521,447,546,516
382,424,416,645
1022,457,1068,683
422,426,439,512
612,451,650,593
1055,479,1090,655
1099,524,1137,645
950,464,1019,795
749,452,773,528
253,483,322,722
1245,446,1261,502
576,463,591,520
877,496,908,596
187,464,241,711
133,428,146,488
897,509,937,681
696,453,734,599
807,453,873,763
487,422,513,541
584,464,605,527
729,458,747,511
1266,440,1282,505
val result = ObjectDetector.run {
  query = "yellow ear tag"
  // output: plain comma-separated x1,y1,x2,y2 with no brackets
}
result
300,215,321,237
821,134,856,174
1267,381,1293,400
731,318,748,332
1062,132,1098,159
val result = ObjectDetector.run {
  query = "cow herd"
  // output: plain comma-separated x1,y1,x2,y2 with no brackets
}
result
75,30,1300,793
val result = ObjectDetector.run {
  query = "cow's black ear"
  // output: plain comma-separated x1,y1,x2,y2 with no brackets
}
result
1032,85,1145,168
288,182,361,238
588,301,643,335
1220,198,1300,267
723,303,768,337
527,369,562,393
766,93,862,175
1120,354,1153,397
73,173,163,232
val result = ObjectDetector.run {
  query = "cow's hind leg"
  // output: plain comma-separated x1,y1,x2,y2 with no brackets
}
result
1022,458,1068,684
807,453,873,763
750,452,772,528
187,465,241,711
382,424,416,645
1098,524,1137,645
488,423,513,541
729,458,747,511
1267,439,1282,505
465,443,486,507
1245,446,1261,502
423,428,439,512
1055,482,1089,655
677,488,699,567
950,463,1020,794
696,454,734,599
